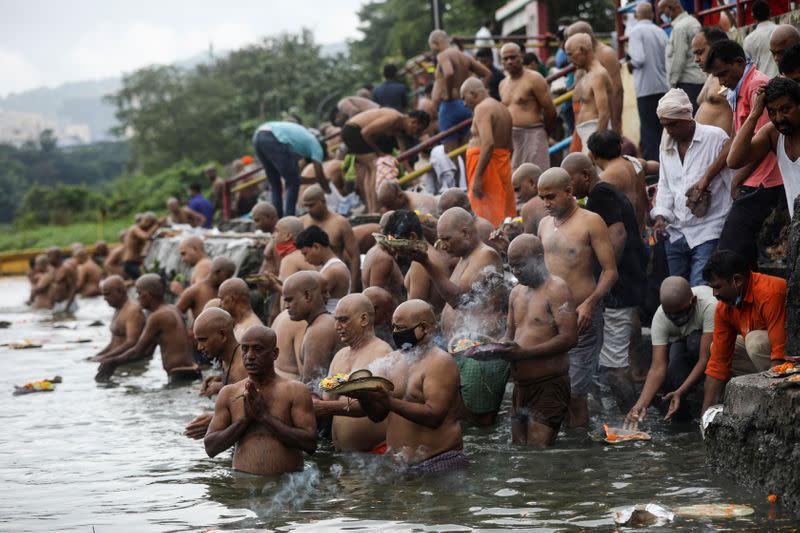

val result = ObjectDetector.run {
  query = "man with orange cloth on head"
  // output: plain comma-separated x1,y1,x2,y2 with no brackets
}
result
460,77,515,226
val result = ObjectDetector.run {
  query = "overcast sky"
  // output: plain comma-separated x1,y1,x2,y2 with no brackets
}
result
0,0,366,96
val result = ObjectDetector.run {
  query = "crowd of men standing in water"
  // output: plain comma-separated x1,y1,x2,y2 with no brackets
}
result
26,11,800,476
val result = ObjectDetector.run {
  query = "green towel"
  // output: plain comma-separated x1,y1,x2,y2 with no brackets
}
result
341,154,358,183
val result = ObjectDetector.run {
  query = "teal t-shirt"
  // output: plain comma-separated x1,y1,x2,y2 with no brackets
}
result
258,121,323,162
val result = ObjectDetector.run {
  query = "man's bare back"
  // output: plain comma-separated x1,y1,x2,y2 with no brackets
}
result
468,98,513,150
599,159,648,231
273,310,306,380
362,244,405,295
76,259,103,297
696,75,733,135
433,47,488,103
575,61,612,128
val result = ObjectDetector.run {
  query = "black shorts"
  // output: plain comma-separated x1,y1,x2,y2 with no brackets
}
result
123,260,141,280
341,123,396,155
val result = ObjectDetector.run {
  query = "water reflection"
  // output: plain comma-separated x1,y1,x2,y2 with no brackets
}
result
0,277,797,532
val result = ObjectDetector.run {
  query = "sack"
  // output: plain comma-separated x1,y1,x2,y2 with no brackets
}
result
685,186,711,218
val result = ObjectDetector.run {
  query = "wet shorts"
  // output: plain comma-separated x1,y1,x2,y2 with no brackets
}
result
123,260,141,280
568,304,604,396
437,99,473,143
455,357,511,414
167,366,202,385
511,373,570,431
407,449,469,474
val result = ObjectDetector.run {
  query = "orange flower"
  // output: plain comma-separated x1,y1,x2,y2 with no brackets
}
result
768,494,777,503
241,155,254,165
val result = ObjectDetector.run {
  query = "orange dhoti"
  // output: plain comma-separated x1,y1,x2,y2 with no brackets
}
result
466,147,515,226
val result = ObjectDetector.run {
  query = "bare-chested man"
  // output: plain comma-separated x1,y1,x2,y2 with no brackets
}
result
204,325,317,476
28,255,53,309
437,187,494,244
565,33,613,153
313,294,393,452
184,308,251,441
47,247,78,312
166,197,205,227
74,248,103,297
363,286,397,348
461,77,515,226
122,212,161,280
104,231,126,278
352,300,466,472
377,180,439,215
177,257,236,322
499,42,556,171
361,212,406,299
586,129,651,231
218,278,264,341
301,185,361,291
383,210,450,316
91,275,145,363
282,271,342,383
399,207,509,425
295,225,351,314
272,308,307,381
429,29,492,159
537,168,618,426
170,236,213,296
567,21,624,134
341,108,430,212
494,235,578,446
95,274,199,382
692,27,733,135
512,164,547,235
252,201,278,234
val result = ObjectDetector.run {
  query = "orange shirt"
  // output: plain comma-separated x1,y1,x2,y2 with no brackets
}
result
705,272,786,381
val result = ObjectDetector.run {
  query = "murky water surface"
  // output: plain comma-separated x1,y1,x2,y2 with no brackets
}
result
1,277,798,532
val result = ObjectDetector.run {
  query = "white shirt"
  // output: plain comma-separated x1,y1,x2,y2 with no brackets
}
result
651,285,717,345
777,133,800,217
744,21,779,78
651,123,733,248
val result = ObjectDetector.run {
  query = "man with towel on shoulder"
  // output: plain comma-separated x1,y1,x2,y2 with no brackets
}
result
460,77,515,226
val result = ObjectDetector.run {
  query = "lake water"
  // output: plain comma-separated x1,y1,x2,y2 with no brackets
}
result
1,276,798,532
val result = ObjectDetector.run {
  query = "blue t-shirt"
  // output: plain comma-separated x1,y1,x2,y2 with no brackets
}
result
372,80,408,111
258,122,323,162
188,194,214,229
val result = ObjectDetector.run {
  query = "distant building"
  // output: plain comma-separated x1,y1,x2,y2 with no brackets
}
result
0,111,58,146
495,0,550,61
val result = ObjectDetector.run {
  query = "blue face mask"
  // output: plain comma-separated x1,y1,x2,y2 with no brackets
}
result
660,13,672,24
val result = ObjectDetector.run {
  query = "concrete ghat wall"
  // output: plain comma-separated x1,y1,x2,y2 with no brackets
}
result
144,234,265,282
705,374,800,513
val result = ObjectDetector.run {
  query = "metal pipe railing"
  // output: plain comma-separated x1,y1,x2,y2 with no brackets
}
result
395,118,473,162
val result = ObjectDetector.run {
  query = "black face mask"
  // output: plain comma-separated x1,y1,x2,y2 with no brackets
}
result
393,323,422,349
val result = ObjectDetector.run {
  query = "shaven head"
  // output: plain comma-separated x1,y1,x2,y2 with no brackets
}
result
635,1,653,19
101,274,127,307
428,29,450,47
438,187,472,213
537,167,572,191
500,42,521,56
363,286,395,325
561,152,595,174
135,273,165,299
194,307,234,334
566,21,594,39
167,197,179,211
659,276,693,312
275,216,304,238
377,180,405,210
283,270,321,295
771,24,800,64
241,325,277,350
251,201,278,232
393,299,436,332
437,206,475,236
561,153,597,199
240,325,279,374
512,163,543,203
179,236,205,266
210,256,236,284
336,293,375,322
460,77,486,100
302,185,326,203
203,297,221,311
282,270,324,321
334,293,375,345
218,278,250,304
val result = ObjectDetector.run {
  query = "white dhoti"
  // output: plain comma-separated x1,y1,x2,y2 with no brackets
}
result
511,124,549,171
576,119,600,155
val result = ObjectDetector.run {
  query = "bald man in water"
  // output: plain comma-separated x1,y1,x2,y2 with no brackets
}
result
272,309,307,380
499,42,556,171
498,235,578,446
361,213,406,298
177,257,236,323
74,247,103,297
301,185,361,292
352,299,466,472
28,255,54,309
566,33,612,153
512,164,547,235
47,247,79,312
91,275,145,363
96,274,199,382
437,187,494,243
282,271,341,383
461,77,515,227
377,180,439,215
219,278,264,341
626,277,717,426
122,212,161,281
205,325,317,476
537,168,618,426
184,308,250,439
400,207,508,425
171,236,213,296
313,294,393,452
770,24,800,66
566,21,623,134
